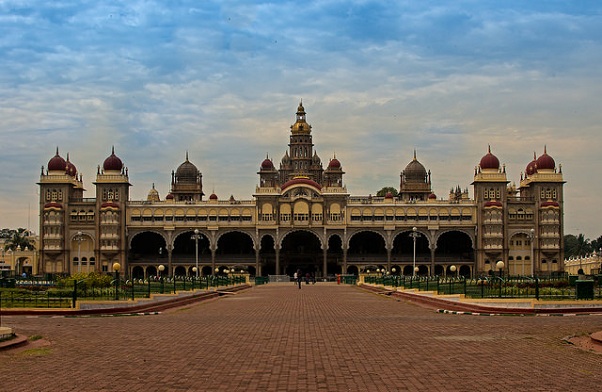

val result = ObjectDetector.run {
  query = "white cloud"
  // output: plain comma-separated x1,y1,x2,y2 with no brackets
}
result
1,1,601,240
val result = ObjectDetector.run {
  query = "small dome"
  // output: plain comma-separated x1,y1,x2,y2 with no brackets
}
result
175,153,200,183
103,147,123,172
209,193,218,200
261,156,274,170
147,184,160,202
536,147,555,171
428,193,437,200
403,152,427,182
525,153,537,176
328,157,341,169
385,192,394,199
479,146,500,170
312,151,321,165
166,193,174,200
47,148,67,172
65,153,77,176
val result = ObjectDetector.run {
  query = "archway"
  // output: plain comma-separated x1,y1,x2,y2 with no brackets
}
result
280,230,322,276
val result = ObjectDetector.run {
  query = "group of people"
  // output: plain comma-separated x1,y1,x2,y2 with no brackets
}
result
293,269,316,289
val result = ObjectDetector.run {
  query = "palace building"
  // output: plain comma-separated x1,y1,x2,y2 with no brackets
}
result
37,102,565,278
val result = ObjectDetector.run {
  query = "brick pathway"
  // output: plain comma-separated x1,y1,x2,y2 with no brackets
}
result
1,283,601,391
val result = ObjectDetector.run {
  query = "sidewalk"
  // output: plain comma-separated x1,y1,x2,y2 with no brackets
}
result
1,283,601,391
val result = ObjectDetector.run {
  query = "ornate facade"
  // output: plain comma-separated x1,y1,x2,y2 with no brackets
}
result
37,102,565,278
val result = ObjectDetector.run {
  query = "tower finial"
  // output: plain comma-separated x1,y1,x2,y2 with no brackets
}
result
413,149,417,160
186,151,189,161
112,145,115,155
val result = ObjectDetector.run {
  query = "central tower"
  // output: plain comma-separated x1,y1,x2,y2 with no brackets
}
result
278,101,323,184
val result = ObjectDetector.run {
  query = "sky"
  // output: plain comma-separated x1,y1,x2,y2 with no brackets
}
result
1,1,601,240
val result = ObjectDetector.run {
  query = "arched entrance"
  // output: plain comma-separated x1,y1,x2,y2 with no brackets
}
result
280,230,322,277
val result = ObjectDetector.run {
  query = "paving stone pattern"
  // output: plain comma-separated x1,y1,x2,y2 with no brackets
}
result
1,283,601,391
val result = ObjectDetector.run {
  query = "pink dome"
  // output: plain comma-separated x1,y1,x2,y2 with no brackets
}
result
65,153,77,176
536,147,555,171
525,153,537,176
209,193,218,200
328,157,341,169
47,148,66,172
103,147,123,171
479,146,500,170
385,192,394,199
428,193,437,200
261,157,274,170
166,193,174,200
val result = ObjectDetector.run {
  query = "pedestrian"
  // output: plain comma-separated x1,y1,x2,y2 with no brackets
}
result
293,271,298,285
297,269,302,289
305,272,310,284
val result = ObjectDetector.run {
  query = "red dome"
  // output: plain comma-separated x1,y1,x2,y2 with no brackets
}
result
525,154,537,176
166,193,174,200
209,193,218,200
385,192,394,199
479,146,500,170
103,147,123,171
536,147,555,171
65,153,77,176
281,177,322,191
328,157,341,169
428,193,437,200
261,157,274,170
47,149,67,172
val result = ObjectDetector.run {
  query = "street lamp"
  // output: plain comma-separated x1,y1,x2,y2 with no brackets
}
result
450,265,457,278
496,260,505,278
529,228,535,277
76,231,83,274
113,262,121,301
191,229,202,279
192,266,198,289
158,264,165,293
410,227,420,277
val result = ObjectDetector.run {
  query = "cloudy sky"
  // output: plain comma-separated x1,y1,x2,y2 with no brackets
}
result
1,1,601,240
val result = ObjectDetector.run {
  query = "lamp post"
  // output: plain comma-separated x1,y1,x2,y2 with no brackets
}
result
113,262,121,301
496,260,505,278
496,260,505,298
76,231,83,274
191,229,201,279
158,264,165,294
410,227,420,277
449,265,457,294
529,228,535,277
192,266,198,289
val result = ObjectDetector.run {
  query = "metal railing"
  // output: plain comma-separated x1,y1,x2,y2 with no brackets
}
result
364,274,602,300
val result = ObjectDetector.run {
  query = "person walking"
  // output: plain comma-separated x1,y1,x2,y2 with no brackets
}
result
296,269,302,289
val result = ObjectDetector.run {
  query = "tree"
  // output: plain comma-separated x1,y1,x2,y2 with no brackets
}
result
3,228,35,251
376,187,398,197
564,234,592,258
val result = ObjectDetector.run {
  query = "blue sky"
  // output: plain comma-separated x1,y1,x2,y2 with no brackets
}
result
1,1,601,239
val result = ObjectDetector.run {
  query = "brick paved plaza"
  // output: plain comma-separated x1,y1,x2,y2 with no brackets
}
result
1,283,601,391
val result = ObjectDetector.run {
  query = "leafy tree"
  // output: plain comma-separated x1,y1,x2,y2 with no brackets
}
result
376,187,398,197
3,228,35,251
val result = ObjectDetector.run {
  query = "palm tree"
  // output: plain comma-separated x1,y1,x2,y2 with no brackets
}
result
3,228,35,251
